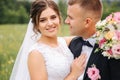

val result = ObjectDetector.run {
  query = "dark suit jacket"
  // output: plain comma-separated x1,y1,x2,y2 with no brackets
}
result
69,37,114,80
108,58,120,80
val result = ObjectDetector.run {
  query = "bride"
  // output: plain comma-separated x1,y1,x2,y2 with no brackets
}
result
10,0,86,80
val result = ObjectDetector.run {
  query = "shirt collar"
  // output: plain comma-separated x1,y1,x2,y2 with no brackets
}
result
83,34,96,47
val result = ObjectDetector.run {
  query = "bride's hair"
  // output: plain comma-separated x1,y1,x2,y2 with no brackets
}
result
30,0,61,34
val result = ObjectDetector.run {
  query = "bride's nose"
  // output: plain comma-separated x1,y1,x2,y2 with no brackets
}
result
47,20,53,26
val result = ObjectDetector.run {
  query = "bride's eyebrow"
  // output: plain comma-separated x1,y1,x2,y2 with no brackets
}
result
40,14,57,19
39,17,46,20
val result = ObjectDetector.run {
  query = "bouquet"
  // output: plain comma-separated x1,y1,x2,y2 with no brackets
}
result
95,12,120,59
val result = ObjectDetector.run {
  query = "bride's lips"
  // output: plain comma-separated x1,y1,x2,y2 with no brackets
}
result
46,26,57,32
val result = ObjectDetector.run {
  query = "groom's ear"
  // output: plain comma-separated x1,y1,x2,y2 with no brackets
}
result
84,17,92,28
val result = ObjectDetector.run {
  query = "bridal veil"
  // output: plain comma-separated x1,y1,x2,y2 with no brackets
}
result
10,19,40,80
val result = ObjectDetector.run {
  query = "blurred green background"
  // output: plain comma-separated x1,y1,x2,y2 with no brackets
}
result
0,0,120,80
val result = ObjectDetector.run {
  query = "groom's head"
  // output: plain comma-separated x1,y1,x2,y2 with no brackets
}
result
65,0,103,39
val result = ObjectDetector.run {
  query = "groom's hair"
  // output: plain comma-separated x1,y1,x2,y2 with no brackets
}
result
30,0,61,34
68,0,103,22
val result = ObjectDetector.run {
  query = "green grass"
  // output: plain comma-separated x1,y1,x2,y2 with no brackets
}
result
0,24,70,80
59,24,70,36
0,24,27,80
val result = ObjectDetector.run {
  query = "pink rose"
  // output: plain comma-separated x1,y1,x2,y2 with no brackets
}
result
107,49,113,55
112,44,120,55
106,12,120,23
87,65,101,80
99,38,106,48
115,30,120,40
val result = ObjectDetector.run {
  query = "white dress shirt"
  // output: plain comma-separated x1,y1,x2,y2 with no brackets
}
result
78,37,96,80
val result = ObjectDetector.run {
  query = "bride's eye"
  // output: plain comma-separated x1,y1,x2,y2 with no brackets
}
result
51,15,57,20
40,19,46,22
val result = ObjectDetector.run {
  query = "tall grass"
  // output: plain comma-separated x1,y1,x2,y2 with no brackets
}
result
0,24,70,80
0,24,27,80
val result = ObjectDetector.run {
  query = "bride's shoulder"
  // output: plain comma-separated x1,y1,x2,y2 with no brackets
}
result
58,36,76,46
28,43,45,54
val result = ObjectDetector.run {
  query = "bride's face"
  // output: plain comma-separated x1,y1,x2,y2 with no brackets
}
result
38,7,60,37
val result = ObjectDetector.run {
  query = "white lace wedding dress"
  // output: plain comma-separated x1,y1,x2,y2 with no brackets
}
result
29,37,74,80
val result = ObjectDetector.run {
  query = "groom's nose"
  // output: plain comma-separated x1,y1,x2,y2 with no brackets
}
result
65,17,70,24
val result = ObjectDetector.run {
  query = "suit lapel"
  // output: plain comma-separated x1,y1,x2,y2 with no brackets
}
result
83,43,99,79
69,37,83,58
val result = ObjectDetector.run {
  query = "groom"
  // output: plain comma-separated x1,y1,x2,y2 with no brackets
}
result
65,0,120,80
